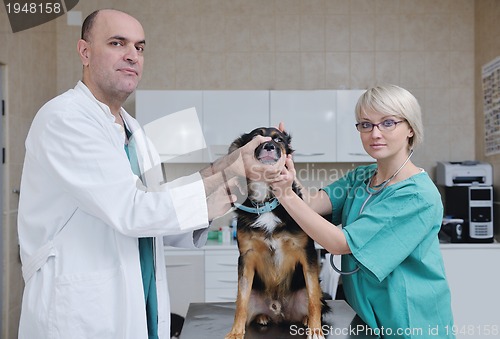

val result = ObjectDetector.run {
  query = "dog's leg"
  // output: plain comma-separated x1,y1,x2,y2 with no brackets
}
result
225,256,255,339
300,257,325,339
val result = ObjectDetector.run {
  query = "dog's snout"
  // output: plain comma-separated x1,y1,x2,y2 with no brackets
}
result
263,143,276,151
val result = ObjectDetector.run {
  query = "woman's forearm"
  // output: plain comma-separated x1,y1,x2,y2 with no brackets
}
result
279,191,351,255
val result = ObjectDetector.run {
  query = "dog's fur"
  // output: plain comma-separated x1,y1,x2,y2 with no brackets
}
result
225,127,328,339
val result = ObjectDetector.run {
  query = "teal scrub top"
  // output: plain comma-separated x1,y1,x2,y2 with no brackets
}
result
323,164,455,338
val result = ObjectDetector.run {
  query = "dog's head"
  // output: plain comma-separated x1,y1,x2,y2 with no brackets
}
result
228,127,293,165
229,127,293,203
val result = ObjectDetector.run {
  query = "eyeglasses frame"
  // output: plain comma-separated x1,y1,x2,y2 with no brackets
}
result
355,119,406,133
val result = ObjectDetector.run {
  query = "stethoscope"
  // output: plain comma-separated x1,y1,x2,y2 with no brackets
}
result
329,149,414,275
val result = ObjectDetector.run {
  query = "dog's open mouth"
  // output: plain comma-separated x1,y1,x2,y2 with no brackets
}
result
257,149,280,165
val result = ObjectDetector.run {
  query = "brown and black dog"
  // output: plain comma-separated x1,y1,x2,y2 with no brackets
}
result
225,127,328,339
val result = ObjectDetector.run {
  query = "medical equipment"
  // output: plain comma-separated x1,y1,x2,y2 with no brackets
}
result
437,161,494,243
330,149,414,275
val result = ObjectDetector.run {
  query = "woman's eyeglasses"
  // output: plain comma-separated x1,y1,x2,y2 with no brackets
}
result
355,119,406,133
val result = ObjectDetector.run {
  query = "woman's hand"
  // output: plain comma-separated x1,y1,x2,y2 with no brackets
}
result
271,154,296,200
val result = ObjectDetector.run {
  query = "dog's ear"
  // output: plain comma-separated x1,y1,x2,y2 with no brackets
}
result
281,130,294,154
228,132,252,154
228,139,241,154
281,129,291,143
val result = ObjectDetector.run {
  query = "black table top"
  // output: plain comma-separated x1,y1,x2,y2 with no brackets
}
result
180,300,378,339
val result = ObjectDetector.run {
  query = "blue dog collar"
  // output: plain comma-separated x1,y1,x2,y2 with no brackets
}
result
234,198,280,215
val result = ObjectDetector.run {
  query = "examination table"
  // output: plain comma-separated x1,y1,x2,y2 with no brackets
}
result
180,300,378,338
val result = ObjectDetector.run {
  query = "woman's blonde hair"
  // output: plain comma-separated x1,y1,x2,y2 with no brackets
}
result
355,84,423,149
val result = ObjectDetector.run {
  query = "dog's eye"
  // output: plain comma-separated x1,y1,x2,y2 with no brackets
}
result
273,137,283,143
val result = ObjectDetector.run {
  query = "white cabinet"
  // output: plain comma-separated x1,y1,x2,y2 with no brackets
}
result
204,249,239,302
440,243,500,339
202,91,269,162
164,244,240,316
270,90,337,163
135,90,203,126
164,250,205,317
270,90,372,163
135,90,204,163
336,90,373,162
136,90,372,163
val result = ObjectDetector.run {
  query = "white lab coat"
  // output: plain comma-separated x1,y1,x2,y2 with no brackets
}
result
17,81,209,339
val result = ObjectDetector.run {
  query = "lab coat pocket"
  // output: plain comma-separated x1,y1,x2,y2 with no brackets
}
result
52,267,125,339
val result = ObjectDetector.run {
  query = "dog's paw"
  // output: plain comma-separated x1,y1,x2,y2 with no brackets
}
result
254,314,271,326
224,330,245,339
307,327,325,339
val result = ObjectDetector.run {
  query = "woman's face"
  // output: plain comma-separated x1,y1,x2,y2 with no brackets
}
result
357,109,414,162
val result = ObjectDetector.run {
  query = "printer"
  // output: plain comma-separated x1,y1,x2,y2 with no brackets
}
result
436,161,494,243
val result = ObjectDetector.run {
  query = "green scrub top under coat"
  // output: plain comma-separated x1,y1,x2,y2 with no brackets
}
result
323,164,455,338
124,127,159,339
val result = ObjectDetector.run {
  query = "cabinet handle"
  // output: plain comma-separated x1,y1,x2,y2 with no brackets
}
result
217,296,236,300
294,152,325,157
218,279,238,283
217,263,237,267
160,153,192,157
348,152,368,156
166,263,193,267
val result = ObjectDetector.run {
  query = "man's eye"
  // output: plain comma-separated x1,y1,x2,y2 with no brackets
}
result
382,119,395,127
110,41,122,46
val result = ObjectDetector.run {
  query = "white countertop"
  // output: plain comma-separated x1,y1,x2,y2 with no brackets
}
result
439,240,500,249
164,239,238,253
165,238,500,253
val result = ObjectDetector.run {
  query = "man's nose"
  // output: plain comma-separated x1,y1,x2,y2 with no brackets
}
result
124,46,139,63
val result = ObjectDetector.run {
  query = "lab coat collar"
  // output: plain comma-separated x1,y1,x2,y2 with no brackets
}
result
75,81,125,125
75,81,128,140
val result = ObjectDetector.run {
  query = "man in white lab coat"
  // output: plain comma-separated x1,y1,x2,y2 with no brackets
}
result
17,9,282,339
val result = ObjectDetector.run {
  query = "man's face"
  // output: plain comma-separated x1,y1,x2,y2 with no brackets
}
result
80,10,145,104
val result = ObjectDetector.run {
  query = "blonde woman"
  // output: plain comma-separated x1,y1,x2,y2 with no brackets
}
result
273,85,455,338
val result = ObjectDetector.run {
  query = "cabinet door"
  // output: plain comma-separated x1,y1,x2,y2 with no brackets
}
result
135,90,204,163
270,90,336,162
441,245,500,339
202,91,269,162
205,249,239,302
164,250,205,317
336,90,374,162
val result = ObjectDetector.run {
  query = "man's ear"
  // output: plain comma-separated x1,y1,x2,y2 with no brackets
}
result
77,39,90,66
